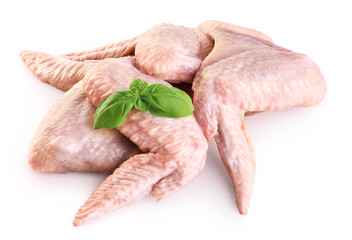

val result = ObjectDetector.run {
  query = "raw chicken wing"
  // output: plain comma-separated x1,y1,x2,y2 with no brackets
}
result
62,23,213,83
20,51,95,91
73,57,208,226
29,81,140,172
193,20,327,215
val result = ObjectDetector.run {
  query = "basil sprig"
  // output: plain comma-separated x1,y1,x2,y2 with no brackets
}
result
93,79,194,129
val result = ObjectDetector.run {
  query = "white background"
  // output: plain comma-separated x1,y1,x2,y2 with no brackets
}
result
1,0,351,239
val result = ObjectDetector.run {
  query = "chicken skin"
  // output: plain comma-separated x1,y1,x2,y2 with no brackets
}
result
20,50,95,91
20,22,210,173
21,23,212,91
29,81,140,172
62,23,212,83
73,57,208,226
192,20,327,214
20,20,326,222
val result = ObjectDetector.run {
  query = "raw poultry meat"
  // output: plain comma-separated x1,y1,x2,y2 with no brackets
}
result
20,50,95,91
193,20,327,214
20,22,209,173
21,23,213,91
62,23,213,83
61,36,139,62
134,24,212,83
20,23,208,173
20,53,142,172
73,57,208,226
29,81,140,172
20,20,327,224
20,50,195,173
21,24,212,91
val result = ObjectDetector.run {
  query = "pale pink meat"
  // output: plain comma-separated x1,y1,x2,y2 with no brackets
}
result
61,36,139,61
29,81,141,172
193,20,327,214
21,23,212,91
73,57,208,226
20,20,327,221
62,23,213,83
20,51,95,91
135,24,213,83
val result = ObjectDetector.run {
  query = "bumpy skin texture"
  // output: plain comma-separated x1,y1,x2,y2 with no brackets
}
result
73,57,208,226
20,51,94,91
61,36,139,62
21,23,212,91
20,23,209,174
193,20,327,215
135,24,213,83
61,23,212,84
29,81,141,172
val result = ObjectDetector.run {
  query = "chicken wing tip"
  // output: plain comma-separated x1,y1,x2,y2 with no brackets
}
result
236,198,250,215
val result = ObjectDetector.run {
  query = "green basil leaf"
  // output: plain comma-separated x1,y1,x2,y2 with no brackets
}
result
94,91,133,129
93,79,194,130
133,93,151,112
129,78,148,94
145,84,194,118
